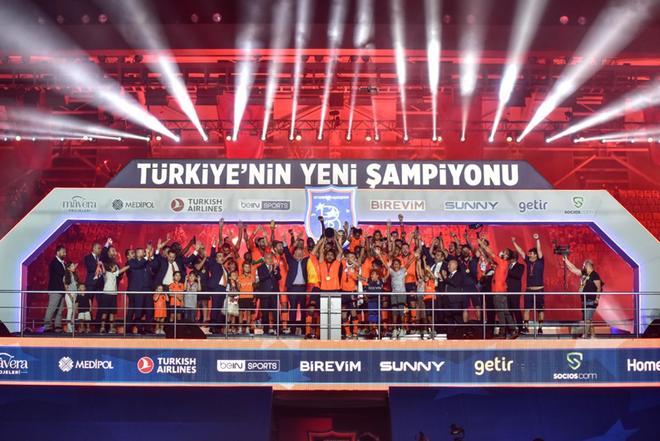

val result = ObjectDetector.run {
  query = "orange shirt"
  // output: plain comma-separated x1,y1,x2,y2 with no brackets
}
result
168,282,185,306
401,254,417,284
341,261,359,292
423,278,436,301
491,255,508,293
348,237,363,253
314,256,341,291
237,273,255,299
307,255,320,287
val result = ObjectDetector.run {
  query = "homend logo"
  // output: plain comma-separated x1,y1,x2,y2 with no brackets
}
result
216,360,280,373
369,200,426,212
474,356,514,376
444,201,499,211
0,352,29,375
552,352,598,381
626,358,660,372
58,356,114,372
62,195,97,212
170,198,223,213
239,200,291,211
138,356,197,374
112,199,155,211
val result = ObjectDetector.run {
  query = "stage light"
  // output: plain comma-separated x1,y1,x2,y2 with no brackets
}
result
56,14,64,24
212,13,222,23
346,133,352,142
391,0,409,141
573,127,660,144
98,14,108,24
31,137,36,142
289,0,313,141
261,0,292,142
490,0,547,142
437,135,443,142
647,137,654,143
295,132,302,142
425,0,441,142
347,0,374,144
442,14,452,24
518,1,655,142
374,133,380,142
318,0,348,141
155,135,162,141
577,16,587,26
190,13,199,24
81,14,91,24
14,135,21,142
403,134,409,142
37,16,46,25
546,82,660,143
225,134,233,142
506,134,513,143
365,134,372,142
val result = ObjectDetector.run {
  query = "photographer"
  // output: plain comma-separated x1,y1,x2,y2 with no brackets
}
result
563,256,602,339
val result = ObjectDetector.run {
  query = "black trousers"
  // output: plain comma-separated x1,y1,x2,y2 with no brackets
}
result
507,292,523,329
288,285,307,329
128,291,154,327
210,285,227,325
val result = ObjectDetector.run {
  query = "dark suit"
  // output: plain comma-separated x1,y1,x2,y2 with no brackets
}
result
152,254,186,288
283,246,309,330
126,257,155,326
444,270,465,335
44,257,66,330
506,261,525,329
207,252,228,326
257,263,281,331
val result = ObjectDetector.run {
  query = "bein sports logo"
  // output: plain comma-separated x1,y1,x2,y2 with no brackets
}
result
137,356,155,374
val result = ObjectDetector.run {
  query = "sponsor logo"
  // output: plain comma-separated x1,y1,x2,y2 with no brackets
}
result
170,198,223,213
305,186,357,239
300,361,362,372
0,352,29,375
216,360,280,373
379,361,445,372
58,356,114,372
518,200,548,213
137,356,154,374
61,195,97,212
564,195,595,215
626,358,660,372
474,357,514,376
567,352,583,370
112,199,155,211
138,356,197,374
239,199,291,211
369,200,426,211
552,352,598,381
444,201,499,211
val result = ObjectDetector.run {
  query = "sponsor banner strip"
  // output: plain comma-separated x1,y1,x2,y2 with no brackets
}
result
1,346,659,386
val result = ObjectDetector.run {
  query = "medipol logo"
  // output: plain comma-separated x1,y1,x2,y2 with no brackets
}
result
58,356,74,372
305,186,357,238
58,356,114,372
112,199,155,211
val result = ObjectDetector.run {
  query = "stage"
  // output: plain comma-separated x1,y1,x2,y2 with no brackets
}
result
2,337,659,390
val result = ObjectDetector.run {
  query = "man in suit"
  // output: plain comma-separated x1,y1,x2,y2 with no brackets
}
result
83,242,104,317
283,241,309,335
43,245,67,332
444,259,465,338
126,247,155,334
207,246,228,333
257,253,281,335
505,249,525,332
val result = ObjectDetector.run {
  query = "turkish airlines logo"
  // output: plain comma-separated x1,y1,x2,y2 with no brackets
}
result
137,356,155,374
170,198,185,212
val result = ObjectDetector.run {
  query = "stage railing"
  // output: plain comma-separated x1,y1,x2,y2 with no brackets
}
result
1,290,655,340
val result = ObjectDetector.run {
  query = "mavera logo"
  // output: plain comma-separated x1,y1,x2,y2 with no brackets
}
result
217,360,280,373
58,356,114,372
0,352,29,375
552,352,598,381
239,200,291,211
137,356,154,374
369,200,426,211
112,199,155,211
170,198,223,213
444,201,499,211
61,195,97,212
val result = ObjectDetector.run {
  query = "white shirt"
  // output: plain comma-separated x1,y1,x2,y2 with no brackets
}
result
162,260,180,286
103,269,120,294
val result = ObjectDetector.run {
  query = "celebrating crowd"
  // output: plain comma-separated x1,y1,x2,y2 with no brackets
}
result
43,215,603,339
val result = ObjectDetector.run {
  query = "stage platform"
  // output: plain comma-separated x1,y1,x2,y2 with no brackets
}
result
1,337,659,390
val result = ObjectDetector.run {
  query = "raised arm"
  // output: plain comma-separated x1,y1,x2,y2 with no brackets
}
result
562,255,582,277
511,236,525,259
533,233,543,259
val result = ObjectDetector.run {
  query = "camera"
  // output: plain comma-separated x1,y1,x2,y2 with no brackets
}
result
553,240,570,256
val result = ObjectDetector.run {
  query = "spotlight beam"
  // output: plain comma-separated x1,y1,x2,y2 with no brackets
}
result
261,0,293,141
391,0,408,140
289,0,313,140
425,0,441,140
318,0,348,140
547,82,660,143
489,0,548,142
573,127,660,144
0,2,178,141
347,0,374,141
518,0,657,142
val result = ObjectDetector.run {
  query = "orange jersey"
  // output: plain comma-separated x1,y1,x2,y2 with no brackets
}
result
307,256,320,287
313,256,341,291
341,261,359,292
237,273,255,298
491,255,508,293
168,282,185,306
348,236,363,253
423,278,436,301
402,255,417,284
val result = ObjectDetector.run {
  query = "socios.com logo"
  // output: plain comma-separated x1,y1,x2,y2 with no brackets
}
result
572,196,584,209
566,352,583,371
58,356,74,373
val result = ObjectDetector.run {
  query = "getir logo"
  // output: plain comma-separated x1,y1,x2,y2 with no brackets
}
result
474,357,513,376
